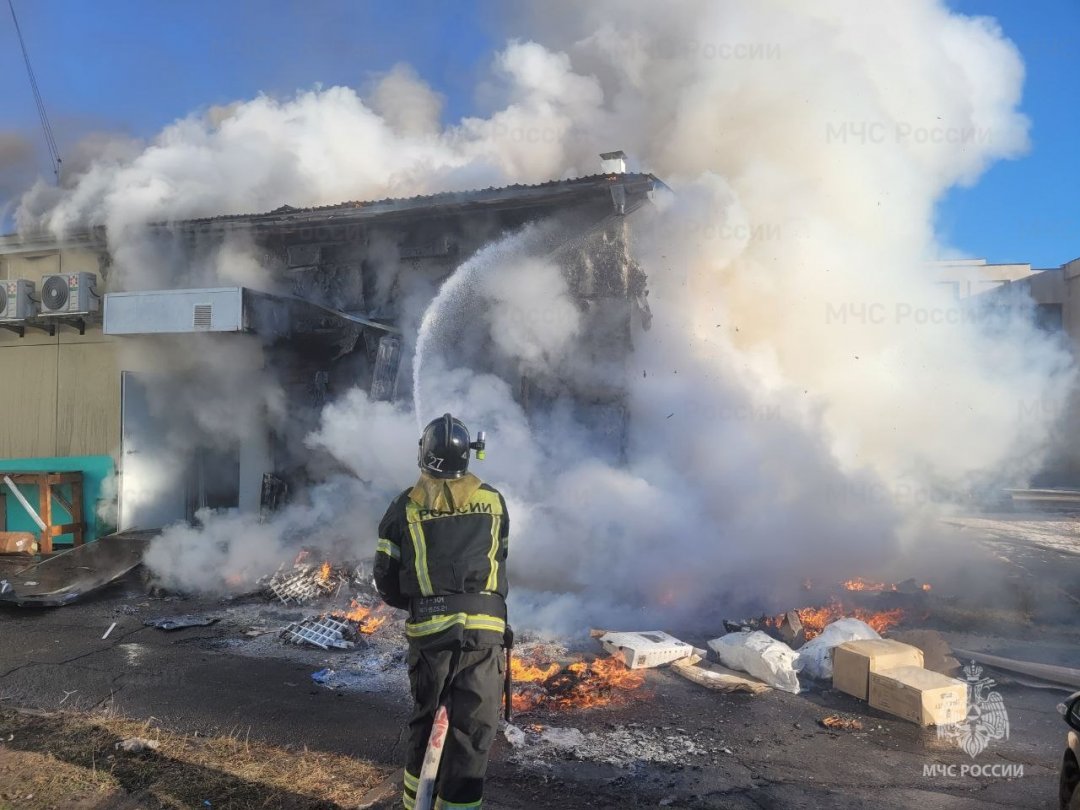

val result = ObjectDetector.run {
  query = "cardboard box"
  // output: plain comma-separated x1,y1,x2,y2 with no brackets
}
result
832,638,924,700
0,531,37,555
600,631,694,669
869,665,968,726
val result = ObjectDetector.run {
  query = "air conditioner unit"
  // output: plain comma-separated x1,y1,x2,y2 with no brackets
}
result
38,272,99,316
0,280,38,320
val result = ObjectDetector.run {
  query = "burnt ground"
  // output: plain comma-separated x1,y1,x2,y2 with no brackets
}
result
1,514,1078,809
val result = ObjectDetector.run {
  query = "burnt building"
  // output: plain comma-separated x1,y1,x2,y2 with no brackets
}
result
0,164,663,545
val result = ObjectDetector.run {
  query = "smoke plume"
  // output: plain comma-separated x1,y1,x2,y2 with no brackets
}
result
17,1,1074,629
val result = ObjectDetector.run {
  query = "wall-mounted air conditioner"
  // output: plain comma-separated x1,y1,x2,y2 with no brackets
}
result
38,272,100,316
0,280,38,320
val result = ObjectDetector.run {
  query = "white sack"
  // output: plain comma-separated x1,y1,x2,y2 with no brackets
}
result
708,631,801,694
796,618,880,680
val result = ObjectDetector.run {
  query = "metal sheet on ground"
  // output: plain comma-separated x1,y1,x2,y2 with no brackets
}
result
0,530,153,607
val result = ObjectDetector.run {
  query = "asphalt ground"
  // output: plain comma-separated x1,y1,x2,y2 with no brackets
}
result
0,516,1078,809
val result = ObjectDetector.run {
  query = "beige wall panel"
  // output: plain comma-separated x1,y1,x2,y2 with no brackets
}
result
56,341,122,458
4,253,61,286
1,249,105,282
0,343,59,458
0,329,58,349
58,249,104,278
58,325,116,346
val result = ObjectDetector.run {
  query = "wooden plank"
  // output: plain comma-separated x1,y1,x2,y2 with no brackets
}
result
71,481,84,547
0,473,82,486
39,474,52,555
0,473,44,485
53,488,74,518
670,656,771,695
0,471,85,552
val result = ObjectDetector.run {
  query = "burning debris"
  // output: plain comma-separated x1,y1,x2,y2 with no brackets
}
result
842,577,932,594
765,600,906,641
262,565,325,605
511,654,647,714
722,577,933,650
260,554,348,606
330,599,392,635
280,597,393,650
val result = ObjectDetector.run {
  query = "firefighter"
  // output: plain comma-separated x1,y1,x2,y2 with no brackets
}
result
374,413,509,810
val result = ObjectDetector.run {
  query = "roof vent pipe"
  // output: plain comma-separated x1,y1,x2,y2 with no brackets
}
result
600,150,627,174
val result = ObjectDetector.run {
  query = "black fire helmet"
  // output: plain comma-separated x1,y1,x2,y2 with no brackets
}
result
418,413,485,479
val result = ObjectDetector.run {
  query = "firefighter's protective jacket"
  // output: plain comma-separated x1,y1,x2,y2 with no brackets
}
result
375,472,509,648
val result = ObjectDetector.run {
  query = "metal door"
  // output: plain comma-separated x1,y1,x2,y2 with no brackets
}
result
118,372,188,531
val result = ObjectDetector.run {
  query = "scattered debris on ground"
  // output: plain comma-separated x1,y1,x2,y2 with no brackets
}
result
503,722,717,769
259,555,348,606
0,531,153,607
282,614,357,649
311,667,336,685
116,736,160,752
144,614,220,631
819,714,864,732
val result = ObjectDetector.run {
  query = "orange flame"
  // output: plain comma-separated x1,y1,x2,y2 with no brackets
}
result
317,561,332,584
511,657,560,683
331,599,390,635
510,655,646,713
769,598,905,639
841,577,894,592
841,577,932,593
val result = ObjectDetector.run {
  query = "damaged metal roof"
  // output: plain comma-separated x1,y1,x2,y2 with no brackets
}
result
180,173,660,223
0,172,663,248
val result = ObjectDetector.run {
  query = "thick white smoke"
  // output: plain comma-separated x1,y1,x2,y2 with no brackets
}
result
16,1,1074,627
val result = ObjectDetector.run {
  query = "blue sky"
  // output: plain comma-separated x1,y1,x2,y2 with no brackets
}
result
1,0,1076,267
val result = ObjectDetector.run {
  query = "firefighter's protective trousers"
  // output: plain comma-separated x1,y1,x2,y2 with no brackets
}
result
402,645,504,809
375,473,510,809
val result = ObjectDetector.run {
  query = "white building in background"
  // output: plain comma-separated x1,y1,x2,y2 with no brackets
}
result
933,258,1037,299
